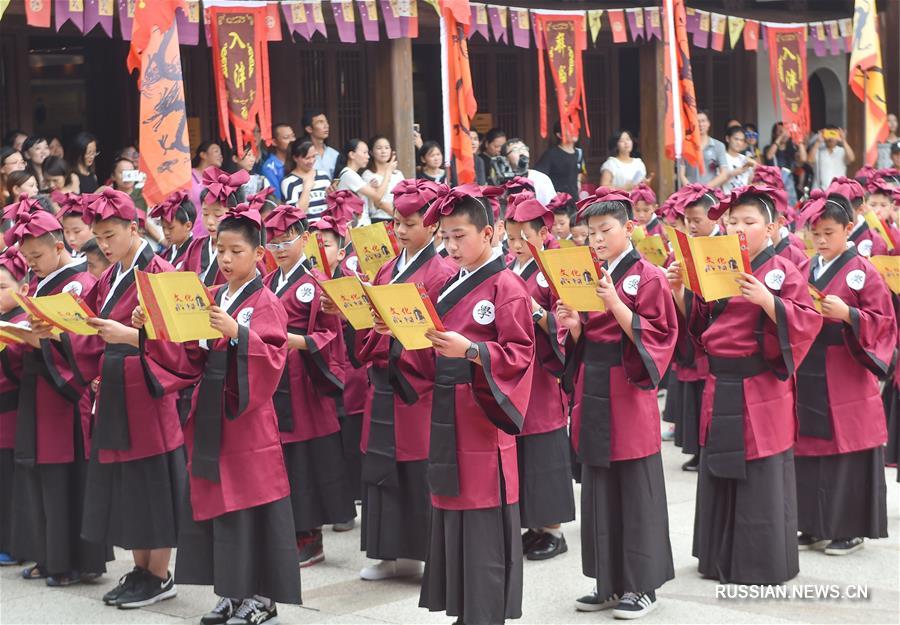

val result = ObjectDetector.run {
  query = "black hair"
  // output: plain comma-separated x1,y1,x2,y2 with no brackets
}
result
5,170,35,197
744,123,758,132
199,186,244,208
273,122,292,136
286,140,315,170
418,141,443,165
684,192,719,214
2,130,25,147
724,125,746,142
301,109,327,131
217,216,262,247
366,135,391,173
70,131,97,171
24,230,64,246
172,198,197,225
191,141,218,168
1,146,21,167
697,109,711,119
481,128,507,153
335,138,366,174
42,155,69,179
21,135,47,158
878,174,900,186
608,129,636,158
505,215,546,235
731,192,776,224
446,196,493,230
577,200,632,225
817,194,854,226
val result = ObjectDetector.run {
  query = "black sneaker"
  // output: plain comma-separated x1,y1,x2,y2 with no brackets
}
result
574,587,619,612
797,532,829,551
681,455,699,472
103,567,146,605
225,598,279,625
116,570,177,609
526,532,568,561
824,537,865,556
202,597,238,625
298,530,324,568
521,529,542,554
612,591,657,619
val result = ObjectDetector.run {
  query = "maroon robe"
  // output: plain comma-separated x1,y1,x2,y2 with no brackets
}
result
774,237,810,273
644,215,667,239
567,250,677,464
16,263,96,465
689,247,822,475
337,252,369,417
0,307,28,451
795,249,895,456
263,260,345,444
181,234,226,287
509,257,567,436
164,279,292,521
79,245,193,464
788,231,807,251
849,220,889,258
888,222,900,257
356,243,456,464
161,233,195,270
430,256,535,511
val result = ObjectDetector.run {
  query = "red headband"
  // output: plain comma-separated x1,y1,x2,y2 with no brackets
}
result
711,184,786,221
796,189,852,227
827,176,866,203
51,191,87,218
222,202,262,228
504,176,535,194
202,166,249,206
854,165,878,186
546,192,573,212
629,183,657,206
264,204,306,239
82,188,138,224
575,186,633,222
392,179,447,218
751,165,785,190
0,247,28,282
2,194,41,222
149,189,190,222
506,193,553,230
423,183,485,227
311,214,348,239
5,209,63,248
325,189,364,224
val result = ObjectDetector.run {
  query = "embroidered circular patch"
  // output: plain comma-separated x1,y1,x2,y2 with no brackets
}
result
536,272,549,288
472,299,495,325
61,281,83,297
857,239,873,257
345,256,359,272
296,283,316,303
764,269,786,291
622,275,641,296
237,307,254,327
846,269,866,290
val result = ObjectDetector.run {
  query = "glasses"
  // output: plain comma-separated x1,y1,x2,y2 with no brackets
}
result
265,233,302,251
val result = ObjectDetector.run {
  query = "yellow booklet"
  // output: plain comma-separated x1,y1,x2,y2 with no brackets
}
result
361,282,443,350
0,319,29,346
557,238,576,248
664,226,751,301
350,222,399,279
12,292,97,336
635,234,668,267
135,270,222,342
533,244,606,312
317,276,375,330
864,211,896,251
304,232,331,276
869,255,900,294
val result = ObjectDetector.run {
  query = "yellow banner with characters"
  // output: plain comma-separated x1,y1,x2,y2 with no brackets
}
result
361,282,442,350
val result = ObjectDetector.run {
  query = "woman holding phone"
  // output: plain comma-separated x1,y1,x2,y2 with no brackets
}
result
362,136,403,223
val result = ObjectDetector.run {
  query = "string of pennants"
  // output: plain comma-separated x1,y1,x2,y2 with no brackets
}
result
3,0,854,56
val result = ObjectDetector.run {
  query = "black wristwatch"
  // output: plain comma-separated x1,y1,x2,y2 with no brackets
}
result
464,342,479,360
532,307,545,323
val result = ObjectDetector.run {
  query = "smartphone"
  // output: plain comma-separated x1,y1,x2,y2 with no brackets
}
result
413,123,420,134
122,169,143,183
822,129,840,141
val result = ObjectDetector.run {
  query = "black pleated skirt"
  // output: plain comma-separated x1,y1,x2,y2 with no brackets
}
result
662,374,683,425
517,427,576,529
339,411,363,502
283,432,357,532
361,459,430,561
419,503,523,625
672,380,704,455
81,447,186,550
795,447,888,540
884,381,900,482
693,448,799,585
569,424,581,484
175,490,301,605
0,449,14,554
580,453,674,598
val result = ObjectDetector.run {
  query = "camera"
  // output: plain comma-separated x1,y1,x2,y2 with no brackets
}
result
490,153,529,184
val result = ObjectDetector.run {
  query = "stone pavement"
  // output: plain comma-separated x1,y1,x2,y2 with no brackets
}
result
1,440,898,625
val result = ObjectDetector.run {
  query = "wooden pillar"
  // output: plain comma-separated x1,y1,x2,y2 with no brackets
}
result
373,38,415,177
882,0,899,116
639,39,674,200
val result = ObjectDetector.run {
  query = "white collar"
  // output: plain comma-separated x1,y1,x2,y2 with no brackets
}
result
392,240,432,282
36,258,83,293
221,274,258,313
438,248,502,302
512,257,535,276
814,253,841,279
710,224,721,236
118,240,149,278
850,213,866,235
278,255,307,285
606,243,634,275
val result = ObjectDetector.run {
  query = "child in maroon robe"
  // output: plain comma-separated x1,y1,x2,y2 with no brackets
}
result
136,204,301,625
548,191,574,242
150,190,197,270
557,188,677,619
503,191,574,561
4,208,111,586
78,189,191,609
261,203,355,569
0,248,30,566
793,191,895,554
346,179,455,581
630,183,666,239
409,185,534,625
55,192,94,254
866,175,900,255
827,176,888,258
668,185,822,585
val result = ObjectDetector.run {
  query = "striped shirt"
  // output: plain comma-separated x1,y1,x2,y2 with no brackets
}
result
281,169,331,220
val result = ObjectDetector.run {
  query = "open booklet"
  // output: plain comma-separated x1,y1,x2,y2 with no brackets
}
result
869,255,899,295
663,226,752,301
527,241,606,312
360,282,444,350
135,269,222,342
303,231,332,277
631,225,669,267
12,292,97,336
314,275,376,331
349,221,400,279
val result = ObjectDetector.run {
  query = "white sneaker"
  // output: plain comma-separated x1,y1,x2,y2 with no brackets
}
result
359,558,423,581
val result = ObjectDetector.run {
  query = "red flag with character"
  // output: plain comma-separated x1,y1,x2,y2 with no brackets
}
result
441,0,477,184
766,26,811,143
663,0,703,173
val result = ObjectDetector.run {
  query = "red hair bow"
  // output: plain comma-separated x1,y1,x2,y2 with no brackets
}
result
0,246,28,282
423,184,484,227
149,189,190,222
392,179,447,217
264,204,305,239
629,183,657,205
82,188,138,225
4,209,63,248
201,167,249,206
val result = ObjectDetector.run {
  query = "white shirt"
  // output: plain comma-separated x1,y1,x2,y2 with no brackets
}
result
362,169,404,222
103,241,149,310
813,145,848,190
314,145,340,178
600,156,647,188
36,258,84,295
512,257,534,276
438,248,502,302
526,169,557,205
721,152,751,193
219,277,257,314
606,243,635,275
200,238,218,284
813,253,841,280
275,256,308,293
337,168,372,227
391,241,432,282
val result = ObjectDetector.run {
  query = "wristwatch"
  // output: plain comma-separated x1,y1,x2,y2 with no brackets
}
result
532,307,546,323
464,342,479,361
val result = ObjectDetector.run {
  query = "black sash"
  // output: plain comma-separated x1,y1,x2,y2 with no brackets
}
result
808,248,858,291
93,343,142,451
192,278,263,482
273,324,307,433
200,241,220,287
13,352,43,467
705,354,768,480
362,366,400,487
99,244,156,318
428,356,471,497
577,341,621,468
848,222,869,243
795,323,844,440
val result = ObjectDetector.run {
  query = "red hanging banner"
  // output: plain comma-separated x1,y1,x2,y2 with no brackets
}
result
766,26,810,143
533,12,589,143
208,5,273,157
